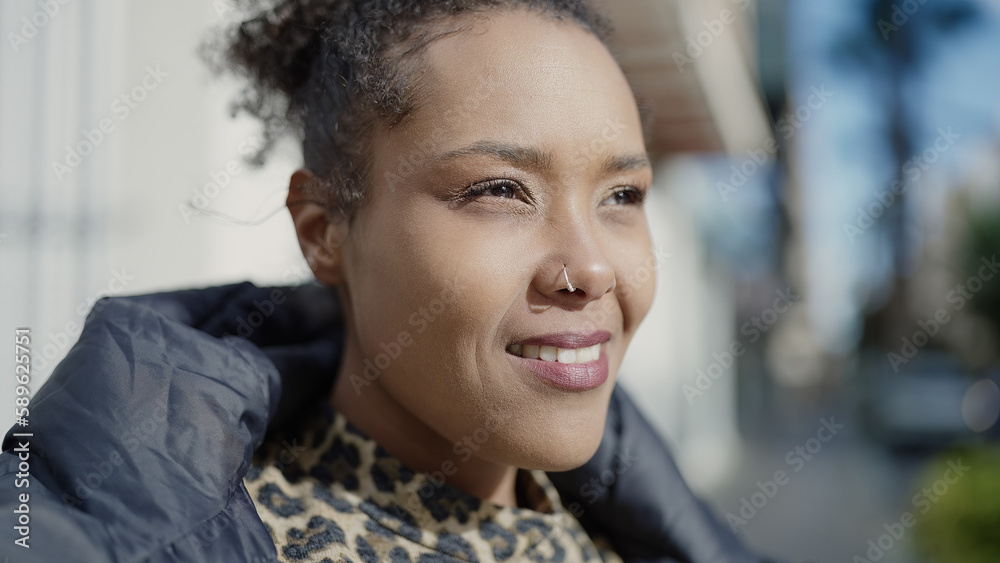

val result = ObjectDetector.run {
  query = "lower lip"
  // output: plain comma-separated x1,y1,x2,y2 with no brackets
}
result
506,343,609,391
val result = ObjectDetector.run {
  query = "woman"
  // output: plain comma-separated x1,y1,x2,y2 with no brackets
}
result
0,1,769,561
231,0,660,558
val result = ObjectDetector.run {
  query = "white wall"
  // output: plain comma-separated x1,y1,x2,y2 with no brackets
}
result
0,0,308,432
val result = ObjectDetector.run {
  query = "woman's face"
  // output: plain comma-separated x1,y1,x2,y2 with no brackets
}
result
335,9,655,471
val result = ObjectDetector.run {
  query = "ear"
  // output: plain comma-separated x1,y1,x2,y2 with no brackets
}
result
287,169,349,286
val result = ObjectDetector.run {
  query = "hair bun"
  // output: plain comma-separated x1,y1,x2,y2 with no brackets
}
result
201,1,337,166
230,1,334,96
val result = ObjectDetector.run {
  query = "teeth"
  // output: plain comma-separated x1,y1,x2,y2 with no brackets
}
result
506,342,601,364
539,346,558,362
556,347,576,363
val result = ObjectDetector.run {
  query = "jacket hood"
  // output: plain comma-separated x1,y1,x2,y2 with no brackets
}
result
0,281,768,563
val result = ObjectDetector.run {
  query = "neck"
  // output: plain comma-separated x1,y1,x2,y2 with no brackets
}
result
330,331,520,507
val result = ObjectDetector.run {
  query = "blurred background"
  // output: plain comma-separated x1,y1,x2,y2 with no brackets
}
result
2,0,1000,561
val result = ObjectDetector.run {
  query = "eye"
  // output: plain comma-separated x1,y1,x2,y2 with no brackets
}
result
602,186,648,206
457,179,530,202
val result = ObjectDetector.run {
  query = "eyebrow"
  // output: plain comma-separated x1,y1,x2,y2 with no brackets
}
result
436,140,552,170
435,140,651,175
601,153,652,175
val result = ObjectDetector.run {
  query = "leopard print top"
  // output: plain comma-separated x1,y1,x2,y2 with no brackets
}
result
244,403,623,562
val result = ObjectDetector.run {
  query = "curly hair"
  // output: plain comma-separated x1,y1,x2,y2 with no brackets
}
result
202,0,615,221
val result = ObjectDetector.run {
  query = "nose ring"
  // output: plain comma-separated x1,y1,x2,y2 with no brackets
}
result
563,265,576,292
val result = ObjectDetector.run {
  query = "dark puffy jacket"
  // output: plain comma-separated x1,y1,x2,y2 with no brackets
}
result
0,281,769,562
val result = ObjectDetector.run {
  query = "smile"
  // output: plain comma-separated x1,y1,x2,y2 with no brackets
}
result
505,343,601,364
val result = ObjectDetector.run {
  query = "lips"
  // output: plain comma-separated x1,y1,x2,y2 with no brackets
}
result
505,330,612,391
509,330,611,349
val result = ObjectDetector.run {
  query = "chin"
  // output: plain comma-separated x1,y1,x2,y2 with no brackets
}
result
492,409,608,472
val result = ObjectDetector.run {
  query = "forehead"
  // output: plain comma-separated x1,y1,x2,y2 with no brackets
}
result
385,9,646,160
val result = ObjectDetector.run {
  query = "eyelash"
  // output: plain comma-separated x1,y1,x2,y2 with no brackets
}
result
458,179,527,202
456,178,648,206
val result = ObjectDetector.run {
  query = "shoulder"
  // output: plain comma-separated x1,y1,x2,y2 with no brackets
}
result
0,282,286,561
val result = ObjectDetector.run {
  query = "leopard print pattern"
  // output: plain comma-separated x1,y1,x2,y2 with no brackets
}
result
243,403,623,562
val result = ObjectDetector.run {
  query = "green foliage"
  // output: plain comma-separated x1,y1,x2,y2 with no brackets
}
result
913,445,1000,562
962,209,1000,327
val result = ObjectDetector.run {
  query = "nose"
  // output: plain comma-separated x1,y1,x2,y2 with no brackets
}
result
537,223,616,306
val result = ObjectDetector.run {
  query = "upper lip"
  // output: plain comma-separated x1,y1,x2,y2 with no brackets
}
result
510,330,611,349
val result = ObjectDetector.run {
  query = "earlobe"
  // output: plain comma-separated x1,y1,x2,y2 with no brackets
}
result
287,169,349,286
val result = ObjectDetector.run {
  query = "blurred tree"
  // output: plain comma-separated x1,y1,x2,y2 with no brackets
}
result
961,207,1000,332
829,0,982,354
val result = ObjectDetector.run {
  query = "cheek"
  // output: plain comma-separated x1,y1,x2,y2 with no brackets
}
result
345,206,537,445
393,219,517,332
615,228,657,336
346,197,523,384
